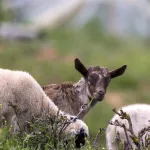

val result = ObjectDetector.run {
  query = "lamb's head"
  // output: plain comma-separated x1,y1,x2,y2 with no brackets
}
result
75,58,127,102
64,117,89,148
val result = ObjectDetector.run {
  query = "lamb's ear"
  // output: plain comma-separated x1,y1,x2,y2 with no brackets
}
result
109,65,127,79
74,58,88,78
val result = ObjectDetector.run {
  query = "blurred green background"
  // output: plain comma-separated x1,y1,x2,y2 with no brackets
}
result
0,19,150,146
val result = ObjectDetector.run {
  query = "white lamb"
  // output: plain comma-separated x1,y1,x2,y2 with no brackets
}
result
106,104,150,150
0,68,89,146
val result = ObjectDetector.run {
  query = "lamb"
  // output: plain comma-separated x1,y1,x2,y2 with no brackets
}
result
0,68,89,147
106,104,150,150
42,58,127,118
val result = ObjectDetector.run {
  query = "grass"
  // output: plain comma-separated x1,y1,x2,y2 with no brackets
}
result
0,20,150,148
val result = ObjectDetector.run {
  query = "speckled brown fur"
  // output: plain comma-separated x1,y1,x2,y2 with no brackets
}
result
43,82,83,115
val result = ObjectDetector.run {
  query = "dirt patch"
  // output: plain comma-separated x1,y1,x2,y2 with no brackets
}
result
35,47,59,61
0,44,7,53
62,54,77,64
35,47,77,64
105,91,125,109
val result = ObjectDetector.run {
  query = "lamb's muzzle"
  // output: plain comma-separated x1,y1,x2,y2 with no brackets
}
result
93,90,105,101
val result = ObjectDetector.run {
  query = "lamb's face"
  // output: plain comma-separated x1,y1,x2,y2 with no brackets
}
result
75,58,127,103
65,118,89,148
86,66,110,101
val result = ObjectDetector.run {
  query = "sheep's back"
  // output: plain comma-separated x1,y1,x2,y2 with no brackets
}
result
106,104,150,149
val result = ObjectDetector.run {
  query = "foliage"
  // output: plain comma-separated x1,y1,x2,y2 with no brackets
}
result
0,112,106,150
0,0,12,22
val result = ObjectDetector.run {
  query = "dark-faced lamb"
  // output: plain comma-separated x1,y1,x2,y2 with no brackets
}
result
0,68,89,147
106,104,150,150
42,58,127,118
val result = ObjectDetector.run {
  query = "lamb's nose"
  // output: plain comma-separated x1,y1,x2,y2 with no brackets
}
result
97,90,105,96
75,128,87,148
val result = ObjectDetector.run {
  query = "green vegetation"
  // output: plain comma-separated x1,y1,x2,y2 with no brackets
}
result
0,20,150,149
0,113,105,150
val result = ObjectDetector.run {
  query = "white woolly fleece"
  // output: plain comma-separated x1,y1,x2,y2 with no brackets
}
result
106,104,150,150
0,68,89,137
